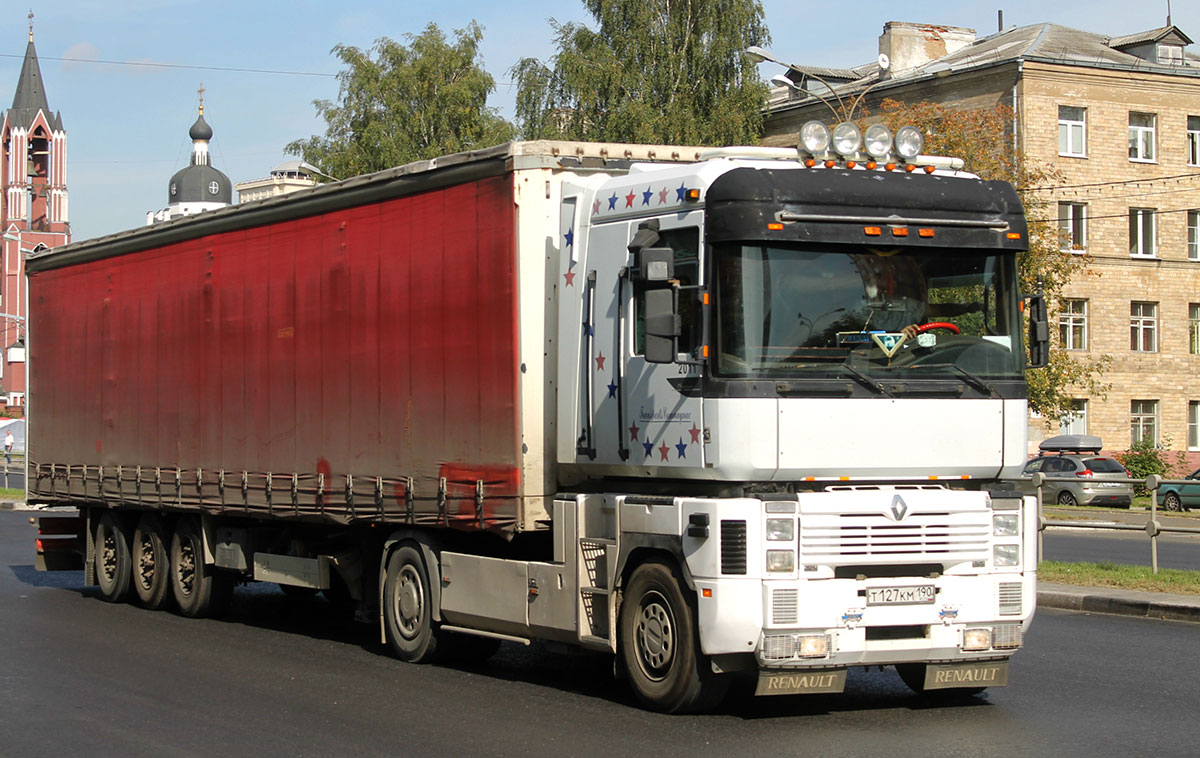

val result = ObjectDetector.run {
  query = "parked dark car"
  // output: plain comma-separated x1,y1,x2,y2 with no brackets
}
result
1157,468,1200,512
1019,435,1133,508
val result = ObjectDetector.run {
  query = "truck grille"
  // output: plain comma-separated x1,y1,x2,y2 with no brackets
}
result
720,520,747,575
797,489,991,566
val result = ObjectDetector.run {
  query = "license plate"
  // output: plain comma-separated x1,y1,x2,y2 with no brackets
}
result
755,668,847,696
866,585,936,605
924,661,1009,689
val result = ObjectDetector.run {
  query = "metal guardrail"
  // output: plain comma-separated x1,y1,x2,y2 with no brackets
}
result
1034,472,1200,573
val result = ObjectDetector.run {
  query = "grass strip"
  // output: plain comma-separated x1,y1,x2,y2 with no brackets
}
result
1039,560,1200,596
0,487,24,500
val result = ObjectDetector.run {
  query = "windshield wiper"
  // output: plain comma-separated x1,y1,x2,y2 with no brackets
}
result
908,363,1000,398
837,363,893,397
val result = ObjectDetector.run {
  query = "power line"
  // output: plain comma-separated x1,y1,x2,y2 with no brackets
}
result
1028,206,1197,225
0,52,335,78
1019,171,1200,193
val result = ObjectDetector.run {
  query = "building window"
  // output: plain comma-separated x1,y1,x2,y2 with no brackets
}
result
1129,208,1156,257
1058,202,1086,252
1059,299,1087,350
1189,116,1200,167
1160,44,1184,66
1058,106,1086,157
1131,400,1159,446
1060,399,1088,436
1190,401,1200,451
1189,210,1200,260
1130,301,1157,352
1191,304,1200,355
1129,112,1156,162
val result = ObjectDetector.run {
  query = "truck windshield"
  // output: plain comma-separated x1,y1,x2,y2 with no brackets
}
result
713,243,1024,381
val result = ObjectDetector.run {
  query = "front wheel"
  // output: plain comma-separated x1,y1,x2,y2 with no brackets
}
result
1163,492,1183,512
383,545,440,663
896,663,987,698
619,560,728,713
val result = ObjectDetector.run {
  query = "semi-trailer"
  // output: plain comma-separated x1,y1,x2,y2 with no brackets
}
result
30,128,1047,712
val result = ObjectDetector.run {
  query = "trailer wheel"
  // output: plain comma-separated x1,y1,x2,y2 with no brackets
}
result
132,513,172,610
94,511,132,603
619,560,729,713
896,663,987,698
170,517,233,618
383,545,439,663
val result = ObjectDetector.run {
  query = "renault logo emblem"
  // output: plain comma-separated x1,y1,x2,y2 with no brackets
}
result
889,494,909,521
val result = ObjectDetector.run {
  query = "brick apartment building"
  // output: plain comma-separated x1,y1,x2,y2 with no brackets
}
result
759,19,1200,465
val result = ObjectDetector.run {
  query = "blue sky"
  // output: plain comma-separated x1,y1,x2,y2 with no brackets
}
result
3,1,1197,241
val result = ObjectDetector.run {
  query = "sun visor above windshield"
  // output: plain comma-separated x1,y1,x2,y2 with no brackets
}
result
704,168,1027,251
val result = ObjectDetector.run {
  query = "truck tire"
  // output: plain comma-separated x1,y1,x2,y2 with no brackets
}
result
619,560,729,713
383,545,439,663
132,513,172,610
170,517,233,618
896,663,987,698
94,511,133,603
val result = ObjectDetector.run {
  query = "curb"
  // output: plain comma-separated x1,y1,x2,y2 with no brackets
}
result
1037,586,1200,623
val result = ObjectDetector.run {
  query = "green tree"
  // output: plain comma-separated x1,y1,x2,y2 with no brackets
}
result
287,22,513,179
511,0,769,145
868,99,1111,423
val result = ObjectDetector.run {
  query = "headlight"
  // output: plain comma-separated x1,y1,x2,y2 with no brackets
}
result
766,518,795,541
895,125,924,159
994,544,1020,566
832,122,862,156
797,634,830,658
800,121,831,154
864,123,892,158
963,627,992,651
993,514,1019,537
766,549,795,572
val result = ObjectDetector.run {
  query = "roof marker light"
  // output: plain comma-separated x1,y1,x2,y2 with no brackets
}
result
685,188,701,202
768,222,784,231
924,165,937,174
918,228,935,238
885,163,897,171
864,226,882,236
891,227,909,237
804,158,817,168
824,160,837,169
1007,232,1022,240
866,160,878,170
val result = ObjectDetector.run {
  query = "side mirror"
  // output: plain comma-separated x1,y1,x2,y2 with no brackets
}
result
639,247,675,283
1027,292,1049,369
643,288,679,364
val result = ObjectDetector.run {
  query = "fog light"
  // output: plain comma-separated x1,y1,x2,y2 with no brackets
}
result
832,122,862,156
895,125,924,158
766,518,795,541
994,544,1020,566
993,514,1019,537
762,634,797,661
797,634,830,658
963,627,992,651
766,549,795,572
865,123,892,158
992,624,1023,649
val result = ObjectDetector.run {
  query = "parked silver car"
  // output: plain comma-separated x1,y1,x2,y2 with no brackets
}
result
1020,435,1133,508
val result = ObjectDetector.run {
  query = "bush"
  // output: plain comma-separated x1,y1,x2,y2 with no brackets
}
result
1114,438,1172,496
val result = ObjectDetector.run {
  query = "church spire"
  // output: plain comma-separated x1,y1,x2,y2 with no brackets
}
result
9,12,61,131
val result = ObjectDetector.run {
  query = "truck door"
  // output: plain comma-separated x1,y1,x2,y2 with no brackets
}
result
619,221,706,470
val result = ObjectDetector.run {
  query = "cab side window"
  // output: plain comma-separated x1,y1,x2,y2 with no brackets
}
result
634,227,700,356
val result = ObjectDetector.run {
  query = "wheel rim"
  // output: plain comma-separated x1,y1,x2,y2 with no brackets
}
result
1166,494,1181,511
176,538,196,597
136,533,156,591
392,564,424,640
99,524,118,584
1057,491,1074,505
634,590,676,681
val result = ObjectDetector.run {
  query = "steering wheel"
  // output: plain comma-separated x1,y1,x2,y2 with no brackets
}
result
915,321,960,334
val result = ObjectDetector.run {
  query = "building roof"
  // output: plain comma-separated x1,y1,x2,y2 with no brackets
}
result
770,22,1200,115
188,113,213,141
169,163,232,205
1108,25,1193,49
6,38,62,131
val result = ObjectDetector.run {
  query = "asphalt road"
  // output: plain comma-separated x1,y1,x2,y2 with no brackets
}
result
2,511,1198,757
1042,529,1200,571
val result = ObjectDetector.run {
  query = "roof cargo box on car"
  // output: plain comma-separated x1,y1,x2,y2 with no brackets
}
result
1039,434,1103,454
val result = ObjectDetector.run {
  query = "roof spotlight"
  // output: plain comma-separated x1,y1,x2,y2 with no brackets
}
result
832,122,862,157
864,124,893,159
895,125,924,159
800,121,831,154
